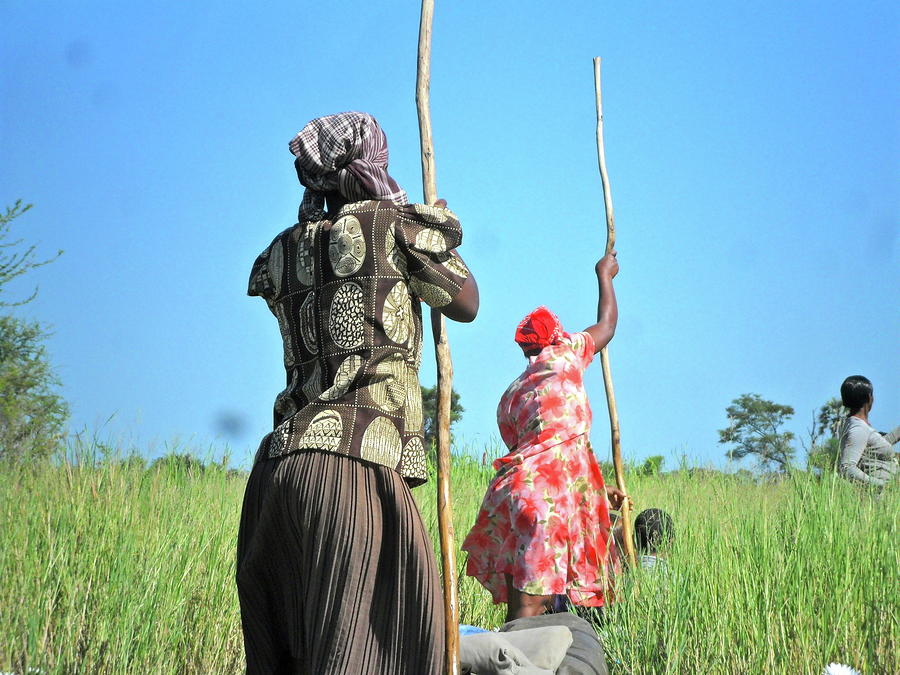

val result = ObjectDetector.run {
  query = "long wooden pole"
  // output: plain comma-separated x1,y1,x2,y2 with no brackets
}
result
593,56,636,568
416,2,460,673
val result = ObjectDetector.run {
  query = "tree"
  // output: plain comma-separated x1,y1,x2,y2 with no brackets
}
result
718,393,795,472
421,384,464,451
816,397,846,441
805,397,846,474
0,201,67,461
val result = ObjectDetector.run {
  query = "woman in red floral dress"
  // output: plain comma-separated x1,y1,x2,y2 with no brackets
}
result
462,252,625,621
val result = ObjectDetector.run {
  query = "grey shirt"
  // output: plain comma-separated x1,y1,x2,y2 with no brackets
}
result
838,417,900,487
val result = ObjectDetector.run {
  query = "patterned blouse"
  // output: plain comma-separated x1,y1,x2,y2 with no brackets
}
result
248,200,470,486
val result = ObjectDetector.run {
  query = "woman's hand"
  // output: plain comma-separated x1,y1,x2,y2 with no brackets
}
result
584,250,619,353
595,250,619,280
605,485,632,511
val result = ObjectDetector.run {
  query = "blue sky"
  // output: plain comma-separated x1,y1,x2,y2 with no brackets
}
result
1,1,897,470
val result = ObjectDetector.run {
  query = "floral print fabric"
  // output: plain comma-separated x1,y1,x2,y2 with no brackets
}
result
462,332,620,607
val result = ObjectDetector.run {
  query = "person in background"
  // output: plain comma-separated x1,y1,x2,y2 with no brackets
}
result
838,375,898,489
634,508,675,571
237,112,479,674
462,252,625,623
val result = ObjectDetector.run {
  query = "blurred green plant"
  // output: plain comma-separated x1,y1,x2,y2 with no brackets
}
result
638,454,665,476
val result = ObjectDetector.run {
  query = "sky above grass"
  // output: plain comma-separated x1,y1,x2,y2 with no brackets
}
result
1,0,897,469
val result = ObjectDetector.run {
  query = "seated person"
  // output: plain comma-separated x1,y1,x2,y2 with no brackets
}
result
549,508,675,623
837,375,899,488
634,508,674,571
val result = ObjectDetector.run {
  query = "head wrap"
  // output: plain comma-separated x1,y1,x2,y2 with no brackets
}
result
514,306,566,355
289,111,409,222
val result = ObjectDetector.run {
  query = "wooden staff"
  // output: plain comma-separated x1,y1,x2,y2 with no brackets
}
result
593,56,636,568
416,1,460,673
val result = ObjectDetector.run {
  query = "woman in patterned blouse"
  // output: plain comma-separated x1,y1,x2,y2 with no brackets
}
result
237,112,478,675
462,252,625,622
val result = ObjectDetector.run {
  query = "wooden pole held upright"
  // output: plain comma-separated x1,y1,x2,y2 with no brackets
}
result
593,56,637,569
416,2,461,673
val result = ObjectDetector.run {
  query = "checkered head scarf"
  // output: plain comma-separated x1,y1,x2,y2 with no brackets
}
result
289,112,409,222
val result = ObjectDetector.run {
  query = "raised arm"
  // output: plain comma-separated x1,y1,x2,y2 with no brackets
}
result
583,251,619,354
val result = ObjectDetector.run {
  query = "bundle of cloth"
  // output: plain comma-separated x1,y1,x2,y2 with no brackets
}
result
460,613,609,675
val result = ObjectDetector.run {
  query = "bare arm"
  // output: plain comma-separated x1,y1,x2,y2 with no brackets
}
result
583,251,618,354
429,199,478,323
439,256,479,323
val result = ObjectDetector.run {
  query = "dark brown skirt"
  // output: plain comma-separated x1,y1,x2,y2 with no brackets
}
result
236,450,445,675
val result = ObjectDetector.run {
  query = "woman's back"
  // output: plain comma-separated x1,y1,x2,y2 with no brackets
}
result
839,416,899,486
248,199,470,486
497,332,595,460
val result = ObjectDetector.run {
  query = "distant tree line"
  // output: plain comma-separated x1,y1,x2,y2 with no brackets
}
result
718,392,846,474
0,201,67,462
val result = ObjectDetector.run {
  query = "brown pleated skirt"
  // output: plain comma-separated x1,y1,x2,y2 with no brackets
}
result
236,450,445,675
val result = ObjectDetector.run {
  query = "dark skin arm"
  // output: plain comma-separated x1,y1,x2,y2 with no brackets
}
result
430,198,479,323
439,257,479,322
583,251,619,354
325,194,479,322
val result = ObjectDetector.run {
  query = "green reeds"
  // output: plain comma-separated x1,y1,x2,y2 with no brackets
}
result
1,446,896,673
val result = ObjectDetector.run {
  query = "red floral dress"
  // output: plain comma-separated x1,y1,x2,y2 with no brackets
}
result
462,332,620,607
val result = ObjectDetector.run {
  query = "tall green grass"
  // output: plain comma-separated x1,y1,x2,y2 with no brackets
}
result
1,448,896,673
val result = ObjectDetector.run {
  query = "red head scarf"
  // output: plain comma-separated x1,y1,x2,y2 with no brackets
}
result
514,306,566,355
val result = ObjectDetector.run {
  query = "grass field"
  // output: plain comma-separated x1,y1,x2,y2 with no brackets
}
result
1,448,897,674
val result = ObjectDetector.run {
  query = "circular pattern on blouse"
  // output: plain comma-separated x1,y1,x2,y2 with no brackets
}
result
328,282,365,349
296,409,343,452
360,416,402,468
385,222,407,276
329,215,366,277
320,354,364,401
412,203,449,223
295,223,317,287
268,240,284,295
414,227,448,253
370,354,407,412
405,365,423,433
410,277,453,308
301,360,323,402
442,254,469,279
299,293,318,355
382,281,413,345
400,437,427,481
274,303,295,366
